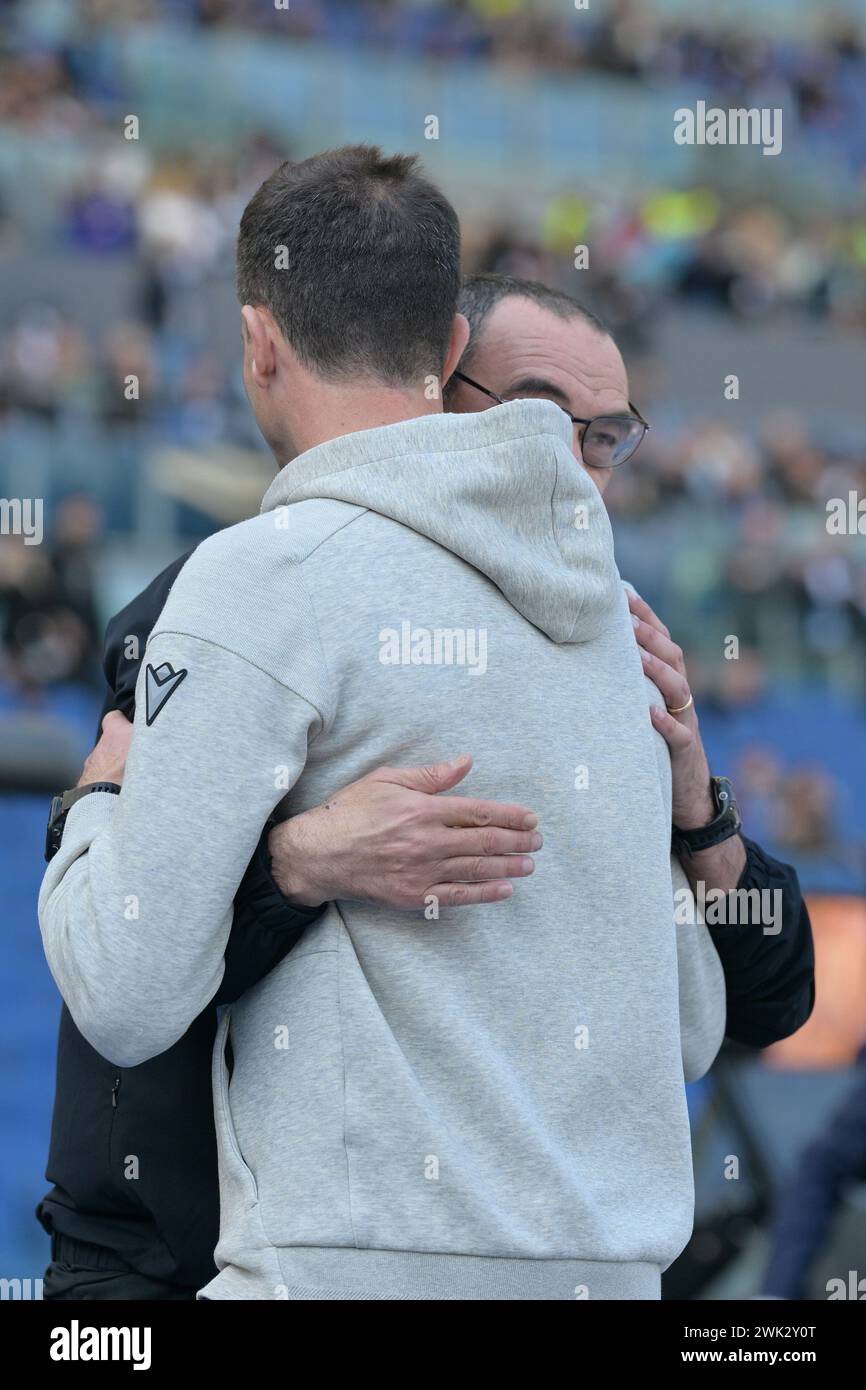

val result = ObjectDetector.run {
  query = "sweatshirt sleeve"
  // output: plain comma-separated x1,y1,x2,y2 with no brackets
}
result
627,587,727,1082
99,549,196,725
38,628,322,1067
672,854,727,1082
641,666,727,1082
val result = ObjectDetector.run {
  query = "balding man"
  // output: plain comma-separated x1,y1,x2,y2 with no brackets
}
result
447,271,814,1050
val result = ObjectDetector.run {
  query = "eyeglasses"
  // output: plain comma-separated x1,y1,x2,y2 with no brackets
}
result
452,370,650,469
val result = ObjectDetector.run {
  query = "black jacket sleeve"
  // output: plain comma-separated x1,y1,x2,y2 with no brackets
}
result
708,836,815,1050
98,551,323,1003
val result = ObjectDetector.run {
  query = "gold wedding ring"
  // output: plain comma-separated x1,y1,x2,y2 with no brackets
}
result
666,694,694,715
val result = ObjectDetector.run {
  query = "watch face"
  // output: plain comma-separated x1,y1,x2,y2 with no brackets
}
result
45,794,65,863
713,777,742,833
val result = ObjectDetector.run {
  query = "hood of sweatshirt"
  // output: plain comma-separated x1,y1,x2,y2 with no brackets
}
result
259,400,621,644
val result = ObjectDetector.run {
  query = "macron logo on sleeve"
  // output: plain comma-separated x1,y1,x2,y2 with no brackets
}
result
145,661,188,725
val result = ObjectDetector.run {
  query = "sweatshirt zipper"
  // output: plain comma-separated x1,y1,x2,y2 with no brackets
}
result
111,1074,121,1109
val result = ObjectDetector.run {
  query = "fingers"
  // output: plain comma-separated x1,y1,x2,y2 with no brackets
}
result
650,703,694,750
442,825,542,857
631,614,685,675
375,753,474,794
371,760,539,831
436,796,539,831
639,645,691,712
629,591,696,720
627,589,670,638
437,854,536,883
424,851,537,910
427,880,514,907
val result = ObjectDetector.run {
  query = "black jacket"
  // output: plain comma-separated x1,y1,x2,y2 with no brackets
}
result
38,552,815,1291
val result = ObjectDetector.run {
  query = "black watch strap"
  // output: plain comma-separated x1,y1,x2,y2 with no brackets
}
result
45,782,121,863
671,776,742,858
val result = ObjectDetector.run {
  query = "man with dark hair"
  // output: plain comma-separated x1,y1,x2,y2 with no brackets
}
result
41,146,726,1301
37,151,542,1303
235,147,460,386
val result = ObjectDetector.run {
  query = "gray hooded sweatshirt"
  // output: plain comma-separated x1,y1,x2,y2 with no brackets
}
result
39,400,725,1301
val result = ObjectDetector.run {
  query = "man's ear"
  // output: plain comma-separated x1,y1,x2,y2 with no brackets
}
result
441,312,470,389
241,305,276,388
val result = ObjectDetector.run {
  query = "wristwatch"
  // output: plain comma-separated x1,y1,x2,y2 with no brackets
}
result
45,783,121,863
671,776,741,858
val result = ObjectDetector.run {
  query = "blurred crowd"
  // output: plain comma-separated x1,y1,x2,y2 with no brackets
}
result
3,0,865,168
608,410,866,675
0,0,864,881
2,0,866,326
0,497,103,696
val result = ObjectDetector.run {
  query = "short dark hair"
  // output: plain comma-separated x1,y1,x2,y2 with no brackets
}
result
449,273,608,391
236,145,461,387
